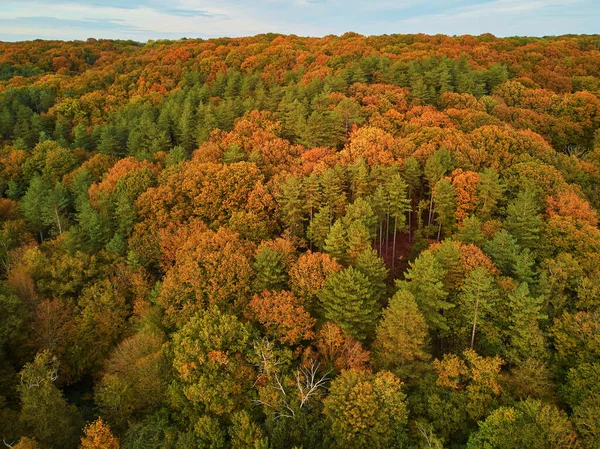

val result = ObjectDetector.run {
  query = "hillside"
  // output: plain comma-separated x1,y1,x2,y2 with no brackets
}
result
1,33,600,448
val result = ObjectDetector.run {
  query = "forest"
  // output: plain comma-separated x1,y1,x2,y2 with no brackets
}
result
1,32,600,448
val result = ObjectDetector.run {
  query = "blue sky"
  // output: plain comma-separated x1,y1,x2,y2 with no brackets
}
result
0,0,598,42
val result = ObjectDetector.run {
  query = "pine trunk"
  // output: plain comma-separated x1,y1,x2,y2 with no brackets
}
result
385,212,390,260
428,192,433,225
392,217,397,271
471,293,480,349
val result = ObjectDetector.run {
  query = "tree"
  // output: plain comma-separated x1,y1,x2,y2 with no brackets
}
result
466,399,580,449
477,167,504,219
354,248,388,300
504,282,546,363
171,307,253,417
249,290,315,345
457,267,500,350
229,411,265,449
433,349,504,422
18,351,81,449
399,251,453,333
289,251,342,311
95,332,168,430
433,178,456,241
253,246,288,293
373,289,430,380
483,229,521,275
455,215,486,247
126,114,169,160
315,321,371,373
323,219,347,262
401,156,422,242
318,266,381,341
307,206,331,250
564,363,600,448
505,189,544,252
19,177,49,241
80,418,120,449
11,438,41,449
386,174,411,269
424,149,454,225
345,220,372,264
323,369,408,449
280,176,305,238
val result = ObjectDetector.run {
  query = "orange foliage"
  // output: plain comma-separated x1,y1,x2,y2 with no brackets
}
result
79,418,120,449
450,169,480,223
248,290,315,345
546,187,598,227
315,322,371,372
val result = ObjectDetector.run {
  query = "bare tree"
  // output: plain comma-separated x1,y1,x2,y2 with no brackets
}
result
252,339,330,419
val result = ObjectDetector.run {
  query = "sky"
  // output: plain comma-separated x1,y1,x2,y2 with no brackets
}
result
0,0,598,42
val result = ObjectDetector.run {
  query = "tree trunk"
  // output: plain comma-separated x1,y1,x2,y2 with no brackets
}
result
471,294,480,350
385,212,390,260
392,216,397,271
55,207,62,235
428,192,434,226
437,222,442,241
408,201,412,243
379,220,383,257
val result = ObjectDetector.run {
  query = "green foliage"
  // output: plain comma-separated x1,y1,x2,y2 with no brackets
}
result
18,351,82,449
399,251,453,333
373,289,430,380
467,399,579,449
318,266,381,341
504,189,544,252
253,247,289,292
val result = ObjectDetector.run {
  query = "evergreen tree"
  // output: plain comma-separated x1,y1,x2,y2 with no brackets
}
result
354,248,388,300
345,220,372,265
320,167,347,218
280,176,305,238
387,174,411,269
253,247,288,292
505,283,546,363
349,159,369,202
477,168,504,219
323,219,347,262
222,144,246,164
456,215,486,247
307,206,331,250
126,114,169,160
19,176,49,241
484,229,521,275
433,178,457,240
424,149,454,225
318,266,381,341
400,251,453,333
401,156,422,242
72,122,94,151
458,268,500,350
373,289,430,380
505,189,544,252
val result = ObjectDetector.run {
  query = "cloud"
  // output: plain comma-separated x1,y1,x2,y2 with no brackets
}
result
0,0,598,41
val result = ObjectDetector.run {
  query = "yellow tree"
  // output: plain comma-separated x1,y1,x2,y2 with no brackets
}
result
79,418,120,449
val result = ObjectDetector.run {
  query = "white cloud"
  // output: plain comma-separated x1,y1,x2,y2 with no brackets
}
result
0,0,598,41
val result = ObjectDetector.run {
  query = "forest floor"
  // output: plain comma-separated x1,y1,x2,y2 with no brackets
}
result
374,230,414,280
